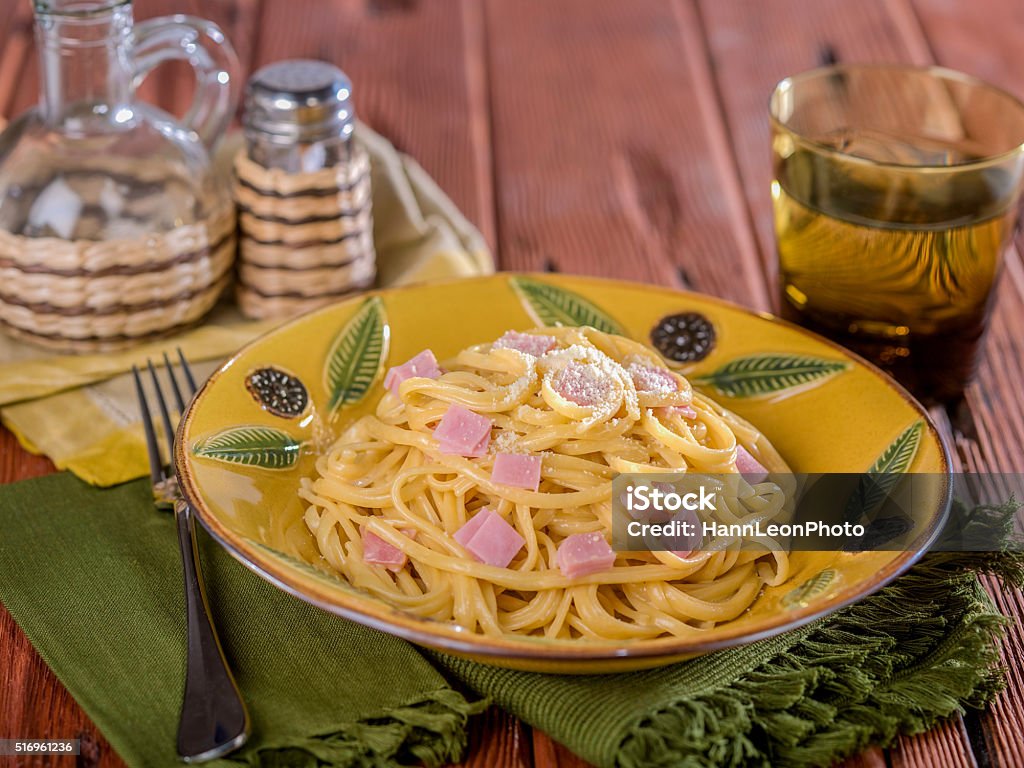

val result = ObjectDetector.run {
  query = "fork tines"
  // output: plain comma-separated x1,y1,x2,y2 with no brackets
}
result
132,349,198,510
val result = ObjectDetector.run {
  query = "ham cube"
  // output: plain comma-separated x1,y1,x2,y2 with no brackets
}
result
628,363,679,394
556,532,616,578
453,508,525,568
434,404,493,457
553,362,613,406
362,529,408,571
493,330,557,358
384,349,443,395
735,445,769,484
491,453,543,491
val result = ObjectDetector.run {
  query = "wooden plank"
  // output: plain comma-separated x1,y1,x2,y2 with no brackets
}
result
533,731,592,768
0,3,36,119
464,705,533,768
251,0,495,250
908,0,1024,97
694,1,990,766
890,719,978,768
482,0,770,308
0,2,32,117
0,426,55,481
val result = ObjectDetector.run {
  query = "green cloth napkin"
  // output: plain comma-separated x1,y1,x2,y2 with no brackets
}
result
0,474,481,767
1,472,1019,768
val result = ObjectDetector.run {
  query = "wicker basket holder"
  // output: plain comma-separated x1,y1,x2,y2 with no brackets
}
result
0,205,236,352
233,144,376,320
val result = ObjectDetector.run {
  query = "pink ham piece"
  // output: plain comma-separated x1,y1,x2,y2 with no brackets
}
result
493,330,557,358
453,508,525,568
491,453,543,491
384,349,443,395
362,529,408,571
669,508,702,559
434,404,493,457
556,532,616,578
736,445,770,484
628,362,679,394
553,361,612,406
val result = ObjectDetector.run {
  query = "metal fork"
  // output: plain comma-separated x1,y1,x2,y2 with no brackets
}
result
132,350,249,763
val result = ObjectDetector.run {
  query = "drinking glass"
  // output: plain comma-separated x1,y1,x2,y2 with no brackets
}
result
770,64,1024,400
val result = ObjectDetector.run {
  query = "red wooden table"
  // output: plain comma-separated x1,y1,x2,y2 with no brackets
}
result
3,1,1024,766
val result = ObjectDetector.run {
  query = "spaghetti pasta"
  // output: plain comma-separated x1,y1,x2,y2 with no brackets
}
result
299,325,792,640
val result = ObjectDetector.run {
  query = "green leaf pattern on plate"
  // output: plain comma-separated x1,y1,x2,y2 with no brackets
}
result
843,420,924,522
693,353,850,398
866,420,924,475
782,568,838,609
193,426,302,469
509,276,624,334
324,296,389,412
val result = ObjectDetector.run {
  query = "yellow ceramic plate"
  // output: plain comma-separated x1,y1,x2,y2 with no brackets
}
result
176,274,950,673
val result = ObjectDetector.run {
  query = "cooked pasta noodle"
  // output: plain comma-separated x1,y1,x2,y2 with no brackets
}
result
299,325,792,640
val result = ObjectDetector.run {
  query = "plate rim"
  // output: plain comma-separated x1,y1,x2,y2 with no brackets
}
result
176,272,952,662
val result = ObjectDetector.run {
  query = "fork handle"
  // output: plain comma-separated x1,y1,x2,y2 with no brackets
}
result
174,500,250,762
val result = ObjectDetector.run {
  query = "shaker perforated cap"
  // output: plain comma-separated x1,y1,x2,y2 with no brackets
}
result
242,59,354,143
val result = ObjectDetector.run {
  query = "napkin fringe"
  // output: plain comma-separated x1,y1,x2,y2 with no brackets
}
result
618,527,1023,768
230,688,484,768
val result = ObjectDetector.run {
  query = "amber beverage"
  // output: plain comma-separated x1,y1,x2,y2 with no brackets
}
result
770,65,1024,400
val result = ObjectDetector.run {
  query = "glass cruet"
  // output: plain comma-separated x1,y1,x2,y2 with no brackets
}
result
0,0,239,240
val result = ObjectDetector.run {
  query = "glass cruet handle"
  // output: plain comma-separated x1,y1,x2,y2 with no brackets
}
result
129,15,240,151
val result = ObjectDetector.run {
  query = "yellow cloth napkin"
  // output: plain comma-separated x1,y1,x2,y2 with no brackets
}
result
0,123,493,485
